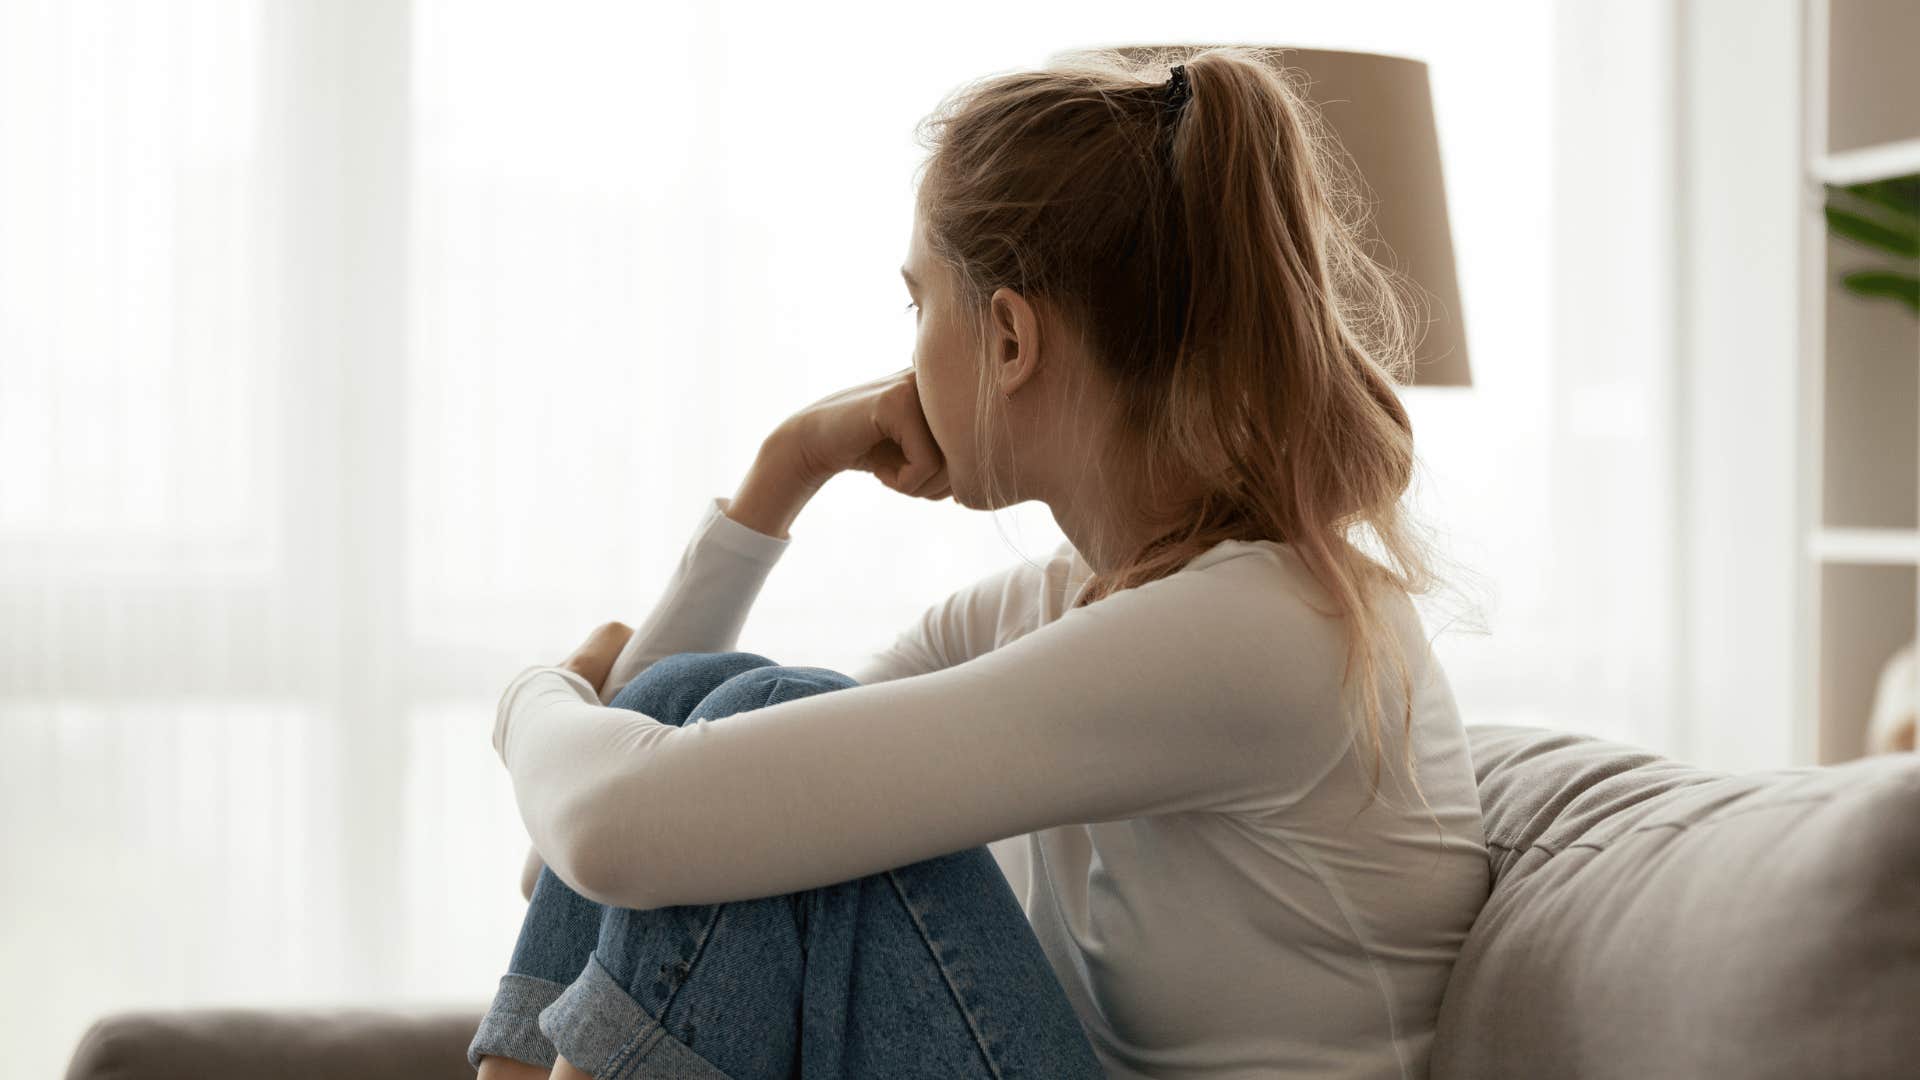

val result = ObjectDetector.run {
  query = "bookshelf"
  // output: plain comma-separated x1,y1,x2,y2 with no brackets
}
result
1799,0,1920,762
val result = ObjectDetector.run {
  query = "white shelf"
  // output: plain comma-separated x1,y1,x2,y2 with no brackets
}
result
1801,0,1920,767
1811,527,1920,565
1814,136,1920,185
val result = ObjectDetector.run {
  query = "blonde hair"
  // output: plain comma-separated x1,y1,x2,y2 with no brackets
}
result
911,46,1449,810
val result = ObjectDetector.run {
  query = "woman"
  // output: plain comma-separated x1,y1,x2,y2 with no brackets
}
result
471,46,1489,1080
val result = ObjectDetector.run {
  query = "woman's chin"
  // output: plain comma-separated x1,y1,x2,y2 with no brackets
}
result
953,478,1019,512
948,481,984,511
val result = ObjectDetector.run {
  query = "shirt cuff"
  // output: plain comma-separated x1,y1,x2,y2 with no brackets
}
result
494,664,601,761
701,495,792,564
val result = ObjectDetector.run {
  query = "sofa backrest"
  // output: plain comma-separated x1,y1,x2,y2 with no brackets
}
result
1431,724,1920,1080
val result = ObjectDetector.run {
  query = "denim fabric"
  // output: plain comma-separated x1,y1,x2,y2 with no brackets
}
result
469,651,1105,1079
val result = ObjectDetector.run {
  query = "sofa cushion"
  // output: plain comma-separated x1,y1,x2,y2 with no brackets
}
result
64,1004,486,1080
1432,724,1920,1080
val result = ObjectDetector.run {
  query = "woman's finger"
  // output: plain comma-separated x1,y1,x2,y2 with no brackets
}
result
885,396,945,496
560,621,633,695
583,620,632,653
909,463,949,499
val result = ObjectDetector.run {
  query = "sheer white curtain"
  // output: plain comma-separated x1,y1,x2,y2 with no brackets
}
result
0,0,352,1030
1,1,1684,1074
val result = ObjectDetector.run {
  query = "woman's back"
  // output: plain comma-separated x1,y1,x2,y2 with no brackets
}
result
859,538,1490,1078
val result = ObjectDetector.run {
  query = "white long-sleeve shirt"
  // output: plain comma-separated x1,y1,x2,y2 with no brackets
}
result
495,495,1490,1080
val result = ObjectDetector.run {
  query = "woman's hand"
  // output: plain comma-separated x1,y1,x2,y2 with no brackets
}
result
782,366,951,500
557,621,634,699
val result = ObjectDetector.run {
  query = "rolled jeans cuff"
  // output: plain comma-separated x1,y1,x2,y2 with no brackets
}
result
538,952,731,1080
468,971,569,1070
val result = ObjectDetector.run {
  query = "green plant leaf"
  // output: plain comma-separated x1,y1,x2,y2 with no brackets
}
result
1838,176,1920,224
1825,204,1920,257
1840,269,1920,314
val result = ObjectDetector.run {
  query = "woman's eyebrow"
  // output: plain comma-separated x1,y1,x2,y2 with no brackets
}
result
899,267,919,291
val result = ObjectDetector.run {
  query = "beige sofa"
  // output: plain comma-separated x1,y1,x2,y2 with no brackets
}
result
64,725,1920,1079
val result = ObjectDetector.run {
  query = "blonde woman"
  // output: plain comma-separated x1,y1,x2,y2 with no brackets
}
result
472,47,1489,1080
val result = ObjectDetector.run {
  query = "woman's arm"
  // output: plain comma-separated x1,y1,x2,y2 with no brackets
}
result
520,842,545,901
601,366,951,700
513,437,815,898
597,436,816,705
514,370,954,898
496,550,1372,912
716,426,823,542
847,538,1080,685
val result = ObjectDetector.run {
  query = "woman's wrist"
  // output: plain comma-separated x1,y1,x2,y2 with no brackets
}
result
725,427,827,541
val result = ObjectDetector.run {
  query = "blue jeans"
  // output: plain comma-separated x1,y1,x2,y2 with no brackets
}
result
467,650,1105,1079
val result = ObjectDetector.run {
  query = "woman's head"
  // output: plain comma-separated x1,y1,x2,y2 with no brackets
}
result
901,203,1184,531
906,46,1441,808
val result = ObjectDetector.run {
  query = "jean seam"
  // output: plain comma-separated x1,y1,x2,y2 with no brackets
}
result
605,1023,666,1080
602,903,726,1077
884,865,1006,1080
602,1017,650,1078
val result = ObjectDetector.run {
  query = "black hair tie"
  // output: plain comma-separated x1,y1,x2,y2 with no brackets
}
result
1163,64,1192,118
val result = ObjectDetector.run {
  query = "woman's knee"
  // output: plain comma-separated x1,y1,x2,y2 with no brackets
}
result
689,664,860,723
651,650,783,686
606,650,781,721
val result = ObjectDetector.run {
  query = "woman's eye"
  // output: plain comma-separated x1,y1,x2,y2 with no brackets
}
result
904,300,919,314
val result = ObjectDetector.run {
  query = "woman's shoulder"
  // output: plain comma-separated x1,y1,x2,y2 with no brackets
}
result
1192,539,1434,645
1035,535,1437,677
909,540,1091,666
1086,538,1444,715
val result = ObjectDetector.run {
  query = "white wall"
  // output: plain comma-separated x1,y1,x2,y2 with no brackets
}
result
1675,0,1805,771
1540,0,1684,753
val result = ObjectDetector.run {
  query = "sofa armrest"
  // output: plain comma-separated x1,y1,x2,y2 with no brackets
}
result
65,1004,487,1080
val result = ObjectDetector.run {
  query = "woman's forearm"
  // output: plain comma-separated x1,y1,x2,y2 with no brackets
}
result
510,432,828,903
725,424,826,541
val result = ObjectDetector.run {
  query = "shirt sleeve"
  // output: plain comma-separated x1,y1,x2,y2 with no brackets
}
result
493,551,1363,912
515,493,788,895
845,541,1069,685
841,611,946,687
519,841,546,901
597,494,793,706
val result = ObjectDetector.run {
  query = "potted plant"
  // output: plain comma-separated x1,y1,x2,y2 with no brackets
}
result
1824,174,1919,314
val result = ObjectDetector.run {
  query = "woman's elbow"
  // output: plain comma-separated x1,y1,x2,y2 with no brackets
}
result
543,840,635,908
514,848,628,908
519,845,544,902
550,807,664,911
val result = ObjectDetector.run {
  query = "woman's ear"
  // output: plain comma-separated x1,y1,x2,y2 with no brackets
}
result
988,286,1042,398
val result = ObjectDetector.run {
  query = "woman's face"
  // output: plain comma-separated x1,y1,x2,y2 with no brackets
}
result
901,211,990,507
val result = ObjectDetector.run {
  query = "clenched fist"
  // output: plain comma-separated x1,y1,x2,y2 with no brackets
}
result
785,366,952,501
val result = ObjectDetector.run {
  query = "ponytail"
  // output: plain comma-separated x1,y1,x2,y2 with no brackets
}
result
915,46,1443,813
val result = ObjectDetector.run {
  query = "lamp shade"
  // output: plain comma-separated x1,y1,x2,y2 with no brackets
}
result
1049,44,1471,388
